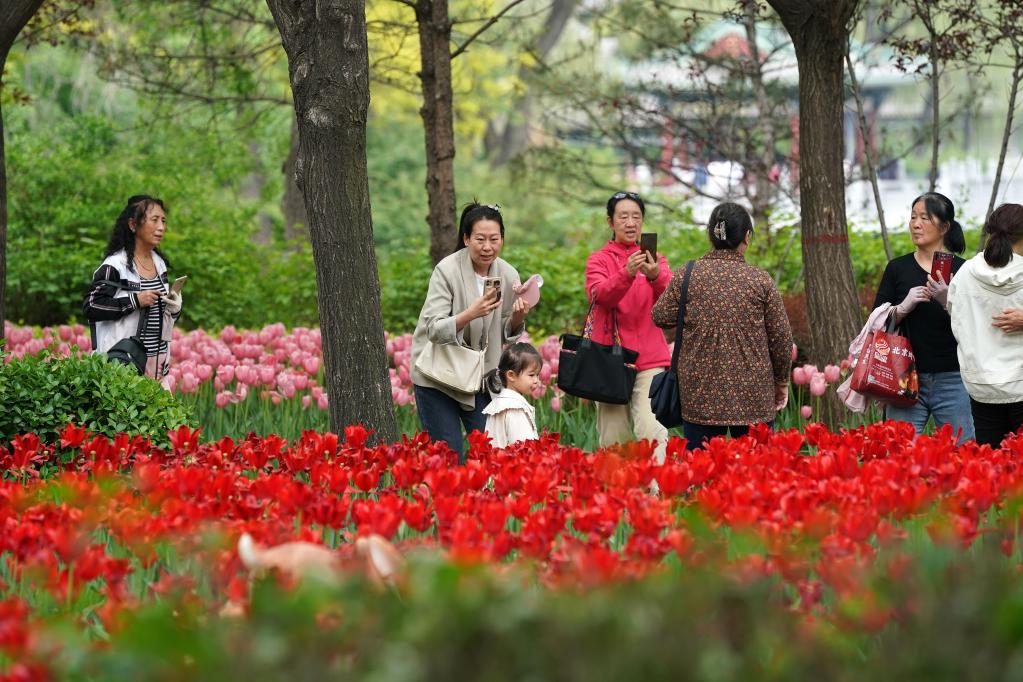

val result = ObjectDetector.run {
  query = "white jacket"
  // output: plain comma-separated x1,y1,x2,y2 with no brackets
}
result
84,250,175,355
483,388,538,448
948,252,1023,403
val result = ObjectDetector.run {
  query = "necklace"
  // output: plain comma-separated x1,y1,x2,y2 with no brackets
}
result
134,256,156,277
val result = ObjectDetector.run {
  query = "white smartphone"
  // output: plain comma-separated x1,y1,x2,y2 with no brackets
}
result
170,276,188,295
484,276,502,301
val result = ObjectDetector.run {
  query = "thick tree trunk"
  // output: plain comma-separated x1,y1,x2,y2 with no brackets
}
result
281,112,309,243
0,1,47,339
415,0,457,266
264,0,396,444
768,0,862,417
490,0,577,167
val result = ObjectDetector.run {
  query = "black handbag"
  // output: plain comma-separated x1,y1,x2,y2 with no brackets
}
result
107,336,149,375
557,304,638,405
649,260,696,428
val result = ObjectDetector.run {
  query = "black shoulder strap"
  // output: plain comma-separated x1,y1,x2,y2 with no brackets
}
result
669,260,697,373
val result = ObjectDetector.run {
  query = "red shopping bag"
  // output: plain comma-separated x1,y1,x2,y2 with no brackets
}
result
850,313,919,408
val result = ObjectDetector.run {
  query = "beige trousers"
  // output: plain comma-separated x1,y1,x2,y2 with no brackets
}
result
596,367,669,464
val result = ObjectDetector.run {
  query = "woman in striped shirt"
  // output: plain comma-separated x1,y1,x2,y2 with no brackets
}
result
83,195,182,380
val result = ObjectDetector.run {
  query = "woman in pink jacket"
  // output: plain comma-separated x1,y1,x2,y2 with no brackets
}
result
585,191,672,462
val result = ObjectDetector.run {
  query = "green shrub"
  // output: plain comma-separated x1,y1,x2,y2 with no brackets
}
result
0,350,194,447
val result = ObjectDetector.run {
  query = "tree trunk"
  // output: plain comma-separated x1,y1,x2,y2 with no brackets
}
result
415,0,457,266
742,2,779,234
768,0,863,420
490,0,577,166
264,0,396,444
986,56,1022,223
281,112,309,243
846,49,892,260
0,1,46,339
927,39,940,192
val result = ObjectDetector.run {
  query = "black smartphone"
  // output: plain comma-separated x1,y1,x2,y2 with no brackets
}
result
640,232,657,261
484,276,502,301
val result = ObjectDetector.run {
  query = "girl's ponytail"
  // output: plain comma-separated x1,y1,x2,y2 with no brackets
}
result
484,368,504,394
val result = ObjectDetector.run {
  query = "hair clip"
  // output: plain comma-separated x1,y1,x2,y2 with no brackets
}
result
485,204,501,213
714,220,727,241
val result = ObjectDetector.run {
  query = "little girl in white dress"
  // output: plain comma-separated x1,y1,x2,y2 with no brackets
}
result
483,342,542,447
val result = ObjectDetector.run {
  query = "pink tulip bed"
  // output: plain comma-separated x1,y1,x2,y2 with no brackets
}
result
3,321,873,444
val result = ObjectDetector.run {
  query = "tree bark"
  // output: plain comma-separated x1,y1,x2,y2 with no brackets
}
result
0,0,47,339
986,55,1022,223
414,0,458,265
490,0,576,167
742,2,779,234
767,0,863,410
264,0,396,444
846,49,892,260
281,112,309,242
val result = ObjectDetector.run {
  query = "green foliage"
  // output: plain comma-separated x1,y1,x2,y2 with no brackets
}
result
0,351,193,447
41,541,1023,680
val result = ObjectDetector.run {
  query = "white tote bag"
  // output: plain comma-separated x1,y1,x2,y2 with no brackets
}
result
415,336,486,394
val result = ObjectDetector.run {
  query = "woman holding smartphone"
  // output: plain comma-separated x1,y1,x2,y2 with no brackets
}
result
83,194,182,381
585,191,672,463
410,202,531,461
872,192,974,443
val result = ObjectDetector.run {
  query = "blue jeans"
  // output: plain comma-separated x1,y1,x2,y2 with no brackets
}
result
683,421,773,451
885,371,975,444
414,385,489,462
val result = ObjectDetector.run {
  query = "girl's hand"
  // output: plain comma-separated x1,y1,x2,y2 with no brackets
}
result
164,290,182,315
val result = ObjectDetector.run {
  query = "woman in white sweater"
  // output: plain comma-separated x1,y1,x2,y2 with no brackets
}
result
947,203,1023,447
410,203,531,461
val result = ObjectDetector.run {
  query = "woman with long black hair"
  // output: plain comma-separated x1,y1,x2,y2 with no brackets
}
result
83,195,182,380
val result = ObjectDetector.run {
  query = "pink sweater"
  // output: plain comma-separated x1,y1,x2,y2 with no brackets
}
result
584,240,672,371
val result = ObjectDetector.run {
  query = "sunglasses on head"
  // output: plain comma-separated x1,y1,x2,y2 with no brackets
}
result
610,191,641,202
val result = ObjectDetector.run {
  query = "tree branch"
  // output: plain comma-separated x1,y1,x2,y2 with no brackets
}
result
450,0,528,59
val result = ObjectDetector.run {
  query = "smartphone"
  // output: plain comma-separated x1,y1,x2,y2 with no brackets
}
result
931,253,953,284
640,232,657,261
484,276,502,301
170,276,188,295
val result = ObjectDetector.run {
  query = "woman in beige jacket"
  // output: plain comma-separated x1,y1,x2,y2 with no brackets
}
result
410,203,531,460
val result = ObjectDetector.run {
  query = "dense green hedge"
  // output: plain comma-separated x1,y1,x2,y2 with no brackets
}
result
0,351,193,447
46,539,1023,680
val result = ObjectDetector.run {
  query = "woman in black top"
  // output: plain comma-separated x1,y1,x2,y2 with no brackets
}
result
873,192,975,443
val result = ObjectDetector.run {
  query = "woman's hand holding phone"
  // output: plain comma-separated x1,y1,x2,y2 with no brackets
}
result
625,250,648,277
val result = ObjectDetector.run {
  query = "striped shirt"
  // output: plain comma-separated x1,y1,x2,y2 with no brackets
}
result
138,277,168,358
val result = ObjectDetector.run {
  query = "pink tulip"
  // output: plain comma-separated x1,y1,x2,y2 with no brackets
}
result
317,394,329,411
396,391,411,406
217,365,235,384
823,364,841,383
258,366,276,386
540,365,552,384
809,377,827,397
215,391,230,409
302,395,313,409
792,367,808,385
800,405,812,419
302,356,320,375
551,395,561,412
